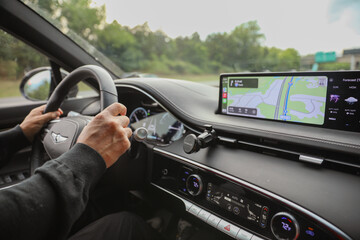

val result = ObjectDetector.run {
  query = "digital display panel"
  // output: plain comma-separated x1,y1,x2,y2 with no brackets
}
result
207,183,269,228
221,75,328,125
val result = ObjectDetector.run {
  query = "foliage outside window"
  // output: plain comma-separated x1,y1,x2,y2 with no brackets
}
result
0,30,48,98
23,0,358,83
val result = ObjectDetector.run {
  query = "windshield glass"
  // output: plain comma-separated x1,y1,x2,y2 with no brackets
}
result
23,0,360,84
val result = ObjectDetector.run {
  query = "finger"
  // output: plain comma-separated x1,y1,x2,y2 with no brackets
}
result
27,105,45,116
38,111,61,124
118,102,127,116
104,103,127,116
34,104,47,113
117,115,130,127
123,127,133,138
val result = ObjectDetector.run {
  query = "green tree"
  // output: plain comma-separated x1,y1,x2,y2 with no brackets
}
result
206,32,228,64
175,32,209,69
226,21,264,71
60,0,106,41
131,23,172,61
319,62,350,70
262,47,300,72
0,30,48,80
277,48,300,71
95,21,141,71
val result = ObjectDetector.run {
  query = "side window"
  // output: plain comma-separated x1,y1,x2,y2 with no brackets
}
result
0,29,98,104
0,29,48,102
72,80,99,99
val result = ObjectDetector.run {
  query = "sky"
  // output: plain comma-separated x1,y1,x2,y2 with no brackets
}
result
92,0,360,56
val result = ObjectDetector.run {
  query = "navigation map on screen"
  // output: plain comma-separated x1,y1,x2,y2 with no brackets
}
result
221,76,328,125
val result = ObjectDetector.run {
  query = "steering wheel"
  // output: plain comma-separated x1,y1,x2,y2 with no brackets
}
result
30,65,118,173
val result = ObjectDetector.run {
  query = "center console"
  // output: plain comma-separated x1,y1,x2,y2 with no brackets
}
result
151,150,345,240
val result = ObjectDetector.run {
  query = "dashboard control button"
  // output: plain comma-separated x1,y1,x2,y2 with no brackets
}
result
233,206,240,215
303,226,316,239
183,200,193,211
16,172,25,181
198,209,211,222
133,127,148,142
207,214,221,228
3,175,11,183
261,206,269,228
236,229,253,240
161,168,168,176
188,205,202,216
271,212,299,240
186,174,203,196
262,206,269,216
218,219,240,238
226,203,233,211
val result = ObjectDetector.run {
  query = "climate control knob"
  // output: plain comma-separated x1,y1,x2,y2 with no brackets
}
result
271,212,299,240
186,174,203,196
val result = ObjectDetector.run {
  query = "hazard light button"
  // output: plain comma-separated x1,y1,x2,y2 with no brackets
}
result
217,219,240,238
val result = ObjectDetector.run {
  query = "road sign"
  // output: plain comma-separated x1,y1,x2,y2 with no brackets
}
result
315,52,336,63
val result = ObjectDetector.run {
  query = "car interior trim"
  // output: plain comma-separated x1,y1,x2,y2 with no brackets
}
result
0,182,21,191
153,147,352,240
298,155,324,165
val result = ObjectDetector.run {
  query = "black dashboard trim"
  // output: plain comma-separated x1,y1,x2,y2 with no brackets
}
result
153,147,352,240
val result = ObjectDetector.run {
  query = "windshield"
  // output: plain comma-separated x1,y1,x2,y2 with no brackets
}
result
23,0,360,84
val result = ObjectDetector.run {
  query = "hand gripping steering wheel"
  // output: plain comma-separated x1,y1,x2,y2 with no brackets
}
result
30,65,117,173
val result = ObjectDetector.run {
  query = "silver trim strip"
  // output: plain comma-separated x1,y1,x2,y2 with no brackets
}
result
153,147,352,240
0,182,21,191
219,136,237,143
299,155,323,165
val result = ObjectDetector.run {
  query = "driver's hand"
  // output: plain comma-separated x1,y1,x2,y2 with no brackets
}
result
77,103,132,168
20,105,63,142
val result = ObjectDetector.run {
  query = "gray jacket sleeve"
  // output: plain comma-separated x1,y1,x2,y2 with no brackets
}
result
0,125,30,167
0,143,106,240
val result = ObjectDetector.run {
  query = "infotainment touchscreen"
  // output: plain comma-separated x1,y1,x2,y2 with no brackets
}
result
219,72,360,131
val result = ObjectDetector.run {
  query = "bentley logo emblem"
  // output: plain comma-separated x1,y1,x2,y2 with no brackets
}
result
51,132,68,143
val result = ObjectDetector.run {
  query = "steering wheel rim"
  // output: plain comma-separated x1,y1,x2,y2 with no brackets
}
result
30,65,118,173
44,65,118,113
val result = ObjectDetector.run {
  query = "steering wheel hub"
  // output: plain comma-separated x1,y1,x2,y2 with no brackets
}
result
43,116,92,159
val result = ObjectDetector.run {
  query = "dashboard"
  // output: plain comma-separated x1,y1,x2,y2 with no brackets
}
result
115,75,360,240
